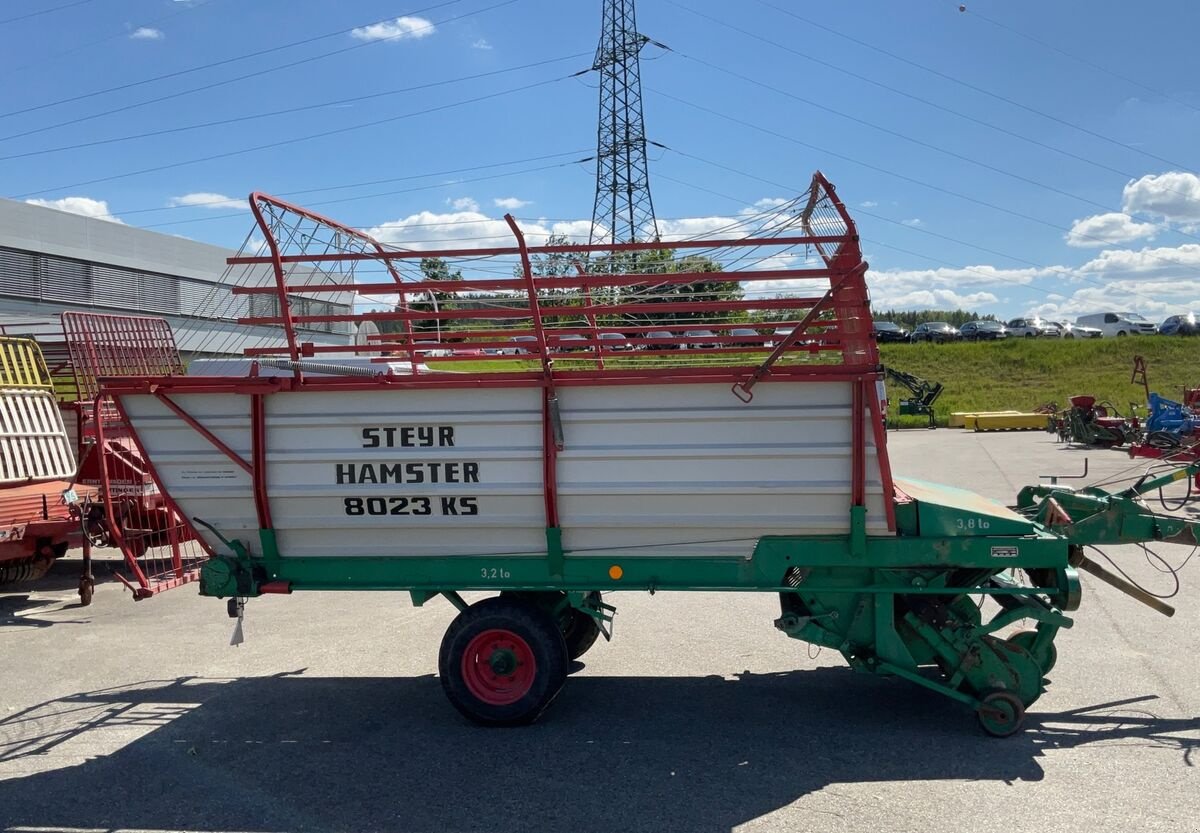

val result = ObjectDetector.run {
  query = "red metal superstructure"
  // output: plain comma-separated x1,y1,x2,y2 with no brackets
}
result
101,172,893,539
59,312,206,599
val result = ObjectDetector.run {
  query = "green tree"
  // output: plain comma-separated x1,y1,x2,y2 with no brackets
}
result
874,308,996,330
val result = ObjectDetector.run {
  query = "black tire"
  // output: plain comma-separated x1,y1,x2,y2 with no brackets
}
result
439,596,569,726
500,590,603,660
562,605,602,660
1117,331,1127,337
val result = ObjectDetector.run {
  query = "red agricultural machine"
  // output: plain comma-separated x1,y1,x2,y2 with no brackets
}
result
0,335,91,588
60,312,206,601
1049,394,1141,448
0,313,206,604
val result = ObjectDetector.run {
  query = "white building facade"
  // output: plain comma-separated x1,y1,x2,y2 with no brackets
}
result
0,198,353,356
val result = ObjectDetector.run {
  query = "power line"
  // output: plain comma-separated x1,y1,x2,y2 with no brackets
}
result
0,0,98,25
665,49,1200,250
951,1,1200,117
114,149,592,218
0,0,517,144
749,0,1198,187
10,0,224,74
139,157,594,230
0,53,588,163
657,150,1193,314
0,0,467,120
12,71,578,199
663,0,1196,175
649,89,1200,279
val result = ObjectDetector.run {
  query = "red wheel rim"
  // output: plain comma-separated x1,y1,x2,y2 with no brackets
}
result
461,628,537,706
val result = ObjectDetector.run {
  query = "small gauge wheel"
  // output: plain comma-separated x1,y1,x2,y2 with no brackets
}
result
78,575,95,607
977,690,1025,737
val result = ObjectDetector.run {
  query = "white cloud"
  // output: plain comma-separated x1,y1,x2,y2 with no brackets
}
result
1122,171,1200,229
1077,242,1200,279
493,197,530,210
658,216,743,241
859,201,879,208
351,16,436,43
472,38,493,50
749,197,787,211
168,192,246,211
876,288,999,309
25,196,124,224
1065,212,1157,247
366,210,597,255
901,218,922,227
1028,280,1200,320
129,27,164,40
447,196,479,212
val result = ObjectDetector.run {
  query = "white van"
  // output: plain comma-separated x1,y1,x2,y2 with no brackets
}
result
1075,312,1157,337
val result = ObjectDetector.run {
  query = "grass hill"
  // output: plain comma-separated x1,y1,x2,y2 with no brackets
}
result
880,337,1198,426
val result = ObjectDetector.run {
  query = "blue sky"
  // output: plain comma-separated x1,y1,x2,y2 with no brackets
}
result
5,0,1200,320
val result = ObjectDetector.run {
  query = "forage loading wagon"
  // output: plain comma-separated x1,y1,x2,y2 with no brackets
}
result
0,335,86,585
1,312,205,603
99,173,1200,735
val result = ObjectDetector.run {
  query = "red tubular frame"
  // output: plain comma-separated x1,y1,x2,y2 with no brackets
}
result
103,171,897,542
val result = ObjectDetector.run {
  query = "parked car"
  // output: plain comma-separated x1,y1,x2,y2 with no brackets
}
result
729,327,762,347
1054,321,1102,339
959,320,1008,341
550,333,589,352
500,335,539,355
1158,313,1198,336
1075,312,1157,337
910,322,961,343
683,329,720,349
598,332,633,351
642,330,677,350
871,321,910,343
1006,318,1060,338
766,326,796,348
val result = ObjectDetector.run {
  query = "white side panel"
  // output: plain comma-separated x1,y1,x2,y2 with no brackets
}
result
0,389,76,483
119,381,889,560
556,382,887,557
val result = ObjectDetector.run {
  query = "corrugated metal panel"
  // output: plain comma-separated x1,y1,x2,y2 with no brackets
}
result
118,382,890,561
92,263,140,310
139,271,180,314
41,255,91,303
180,278,247,320
0,389,76,483
0,247,40,298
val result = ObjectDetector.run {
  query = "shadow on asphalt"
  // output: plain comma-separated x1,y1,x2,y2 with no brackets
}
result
0,670,1196,832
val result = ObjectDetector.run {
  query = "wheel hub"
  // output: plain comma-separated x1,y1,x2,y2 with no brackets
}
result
461,629,537,706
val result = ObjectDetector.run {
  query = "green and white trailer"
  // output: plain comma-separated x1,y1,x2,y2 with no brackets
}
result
100,177,1200,735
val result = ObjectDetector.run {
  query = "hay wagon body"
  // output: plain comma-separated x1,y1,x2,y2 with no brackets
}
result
100,174,1200,735
0,336,84,584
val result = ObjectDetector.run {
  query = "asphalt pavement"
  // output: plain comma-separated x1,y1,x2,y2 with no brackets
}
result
1,430,1197,833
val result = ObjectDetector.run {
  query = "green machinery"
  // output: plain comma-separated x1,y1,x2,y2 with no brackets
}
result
189,459,1200,737
884,367,944,429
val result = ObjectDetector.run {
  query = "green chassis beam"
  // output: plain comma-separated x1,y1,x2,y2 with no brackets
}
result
198,530,1069,598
